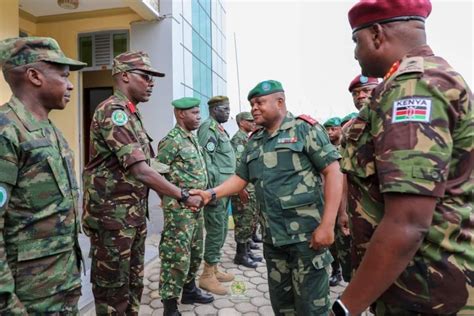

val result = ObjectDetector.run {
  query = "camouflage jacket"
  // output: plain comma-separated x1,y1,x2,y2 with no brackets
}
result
156,124,208,211
236,112,340,247
82,90,154,231
197,117,235,187
230,129,254,192
341,45,474,314
0,96,81,312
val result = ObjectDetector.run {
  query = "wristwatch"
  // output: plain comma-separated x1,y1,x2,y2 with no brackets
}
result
206,188,217,202
178,188,190,203
332,299,351,316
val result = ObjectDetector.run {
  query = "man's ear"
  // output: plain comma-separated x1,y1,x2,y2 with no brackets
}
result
371,23,384,49
121,72,130,83
26,68,43,87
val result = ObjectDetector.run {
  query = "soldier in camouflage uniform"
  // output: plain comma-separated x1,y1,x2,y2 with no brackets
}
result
156,97,214,316
197,96,236,295
332,1,474,315
193,80,344,315
0,37,86,314
230,112,262,268
82,52,202,315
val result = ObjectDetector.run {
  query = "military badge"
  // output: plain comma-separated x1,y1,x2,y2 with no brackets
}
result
392,97,431,123
359,75,368,83
111,110,129,126
277,137,298,144
206,142,216,152
0,186,7,208
237,144,245,153
261,82,271,91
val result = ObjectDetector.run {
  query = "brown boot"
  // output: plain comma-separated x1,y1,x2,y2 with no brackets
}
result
199,263,228,295
214,265,235,282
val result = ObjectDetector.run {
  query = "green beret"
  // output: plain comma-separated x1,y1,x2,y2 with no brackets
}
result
323,117,342,127
341,112,358,124
208,95,229,107
247,80,284,101
172,97,201,109
236,111,253,122
0,36,86,71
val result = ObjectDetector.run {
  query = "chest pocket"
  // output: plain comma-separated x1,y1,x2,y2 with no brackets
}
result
217,137,236,174
18,138,68,210
341,118,375,178
273,141,305,171
246,149,262,183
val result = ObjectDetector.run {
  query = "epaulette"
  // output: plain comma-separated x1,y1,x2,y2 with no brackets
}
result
249,127,264,138
297,114,318,125
394,56,424,78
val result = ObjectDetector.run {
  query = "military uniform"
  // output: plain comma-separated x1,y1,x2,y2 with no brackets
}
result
230,128,258,244
82,51,163,314
198,112,236,264
0,37,85,314
237,80,341,315
341,45,474,314
156,123,208,300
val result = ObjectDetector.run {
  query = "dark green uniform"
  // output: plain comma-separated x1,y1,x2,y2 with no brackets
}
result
198,116,236,264
236,112,341,315
156,125,208,300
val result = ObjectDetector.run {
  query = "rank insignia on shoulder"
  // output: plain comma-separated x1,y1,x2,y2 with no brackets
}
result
297,114,318,125
392,97,432,123
277,137,298,144
0,186,7,208
111,110,129,126
206,142,216,152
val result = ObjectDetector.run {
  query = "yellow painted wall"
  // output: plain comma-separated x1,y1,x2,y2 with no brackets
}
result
0,0,19,103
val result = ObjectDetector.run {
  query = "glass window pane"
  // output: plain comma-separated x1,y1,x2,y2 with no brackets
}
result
113,33,128,57
79,36,93,67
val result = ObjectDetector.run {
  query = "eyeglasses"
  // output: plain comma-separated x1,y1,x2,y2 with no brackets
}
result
128,71,154,83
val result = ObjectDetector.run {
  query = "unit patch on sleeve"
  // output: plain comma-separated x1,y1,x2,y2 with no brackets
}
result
0,186,7,208
392,97,432,123
111,110,129,126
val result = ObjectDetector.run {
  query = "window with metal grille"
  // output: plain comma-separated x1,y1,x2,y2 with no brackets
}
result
78,30,129,70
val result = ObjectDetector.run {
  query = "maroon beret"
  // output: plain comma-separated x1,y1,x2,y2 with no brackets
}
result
348,75,379,92
348,0,432,33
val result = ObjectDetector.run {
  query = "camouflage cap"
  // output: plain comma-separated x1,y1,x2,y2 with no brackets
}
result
0,36,86,71
324,117,342,127
172,97,201,109
236,111,254,122
112,51,165,77
208,95,229,108
247,80,284,101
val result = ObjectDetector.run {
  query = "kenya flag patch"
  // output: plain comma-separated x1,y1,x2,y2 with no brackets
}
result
392,97,431,123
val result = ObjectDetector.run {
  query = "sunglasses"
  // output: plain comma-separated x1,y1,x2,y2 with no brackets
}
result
128,71,154,83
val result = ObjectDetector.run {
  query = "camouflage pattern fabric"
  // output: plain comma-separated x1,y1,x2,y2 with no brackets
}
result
0,96,81,314
334,222,352,282
341,45,474,314
198,116,236,264
155,125,208,299
235,112,340,314
82,89,154,231
230,129,258,243
89,223,146,315
112,51,164,77
264,242,332,315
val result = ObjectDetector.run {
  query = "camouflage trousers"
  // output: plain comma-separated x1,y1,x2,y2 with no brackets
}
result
159,208,204,300
329,220,352,282
203,197,230,264
231,191,258,243
89,224,147,315
374,300,457,316
264,242,333,316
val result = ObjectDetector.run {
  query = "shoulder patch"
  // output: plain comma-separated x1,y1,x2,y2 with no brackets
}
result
392,97,432,123
0,186,8,207
206,142,216,152
236,144,245,153
111,110,129,126
297,114,318,125
395,56,424,78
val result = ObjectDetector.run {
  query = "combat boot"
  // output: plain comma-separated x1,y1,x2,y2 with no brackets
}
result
214,264,235,282
329,270,342,287
247,243,263,262
181,279,214,304
248,239,260,250
234,242,257,268
162,298,181,316
199,263,228,295
252,231,263,243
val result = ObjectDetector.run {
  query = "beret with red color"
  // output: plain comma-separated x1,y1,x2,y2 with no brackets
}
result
348,0,432,33
348,75,379,92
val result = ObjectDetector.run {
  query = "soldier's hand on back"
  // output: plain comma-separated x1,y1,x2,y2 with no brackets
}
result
309,224,335,250
238,189,249,204
337,211,350,237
